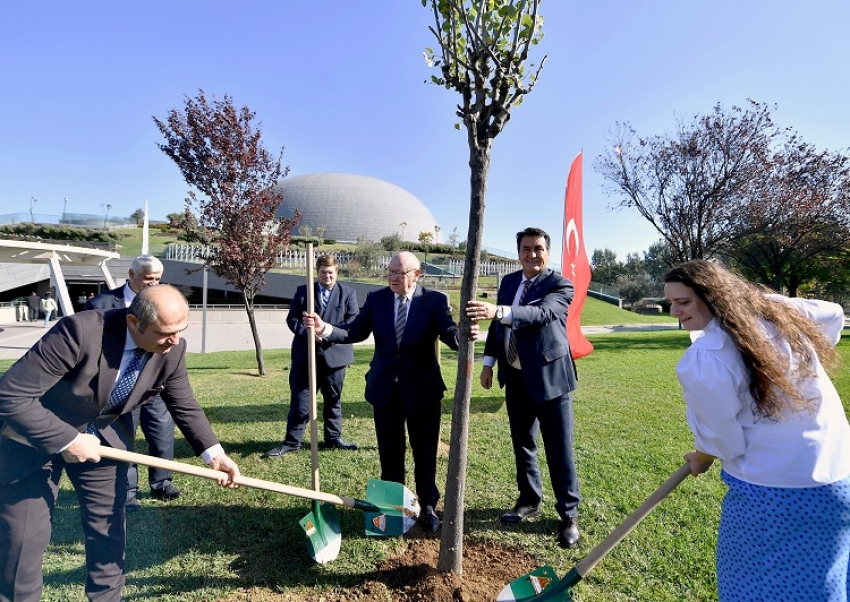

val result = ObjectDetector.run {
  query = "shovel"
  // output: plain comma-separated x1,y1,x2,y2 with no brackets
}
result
497,462,691,601
1,427,421,538
300,242,342,564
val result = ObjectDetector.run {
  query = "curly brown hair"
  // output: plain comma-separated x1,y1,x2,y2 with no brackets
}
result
664,260,840,420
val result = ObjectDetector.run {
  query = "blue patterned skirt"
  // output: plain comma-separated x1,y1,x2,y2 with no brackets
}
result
717,470,850,601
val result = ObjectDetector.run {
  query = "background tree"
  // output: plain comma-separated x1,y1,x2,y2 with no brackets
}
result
423,0,546,575
153,89,300,375
590,247,626,285
130,208,145,226
418,230,433,281
723,136,850,295
352,236,383,276
596,100,780,262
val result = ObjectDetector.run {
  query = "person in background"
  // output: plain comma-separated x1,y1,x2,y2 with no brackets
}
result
264,254,359,457
0,284,240,602
466,226,581,549
26,292,40,322
85,255,179,509
40,292,57,327
304,251,475,534
664,260,850,601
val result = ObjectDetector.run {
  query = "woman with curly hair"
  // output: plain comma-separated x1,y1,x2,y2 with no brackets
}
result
664,260,850,601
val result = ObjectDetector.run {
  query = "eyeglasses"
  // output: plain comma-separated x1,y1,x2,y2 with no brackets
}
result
386,268,416,278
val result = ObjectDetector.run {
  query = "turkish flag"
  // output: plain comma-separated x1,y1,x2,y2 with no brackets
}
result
562,152,594,359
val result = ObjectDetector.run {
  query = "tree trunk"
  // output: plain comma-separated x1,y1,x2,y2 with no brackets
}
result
438,135,491,575
243,291,266,375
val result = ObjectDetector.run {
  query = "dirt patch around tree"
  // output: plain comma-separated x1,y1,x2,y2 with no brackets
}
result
220,538,540,601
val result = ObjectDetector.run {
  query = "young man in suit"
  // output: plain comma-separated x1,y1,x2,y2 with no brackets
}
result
0,284,240,602
85,255,180,509
467,227,581,549
264,254,359,457
304,251,476,534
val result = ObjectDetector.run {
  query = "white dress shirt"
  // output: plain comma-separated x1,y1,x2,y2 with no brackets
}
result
677,297,850,488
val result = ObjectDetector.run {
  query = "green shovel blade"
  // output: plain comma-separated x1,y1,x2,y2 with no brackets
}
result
300,501,342,564
363,479,420,537
497,566,570,601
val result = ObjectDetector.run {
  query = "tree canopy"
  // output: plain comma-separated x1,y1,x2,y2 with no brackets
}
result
154,90,300,375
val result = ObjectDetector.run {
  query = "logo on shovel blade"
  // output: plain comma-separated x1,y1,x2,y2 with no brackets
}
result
302,518,317,537
371,514,387,532
530,575,550,594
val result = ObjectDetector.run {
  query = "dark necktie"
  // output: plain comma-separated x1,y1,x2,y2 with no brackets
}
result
507,279,532,366
395,296,408,346
86,347,146,434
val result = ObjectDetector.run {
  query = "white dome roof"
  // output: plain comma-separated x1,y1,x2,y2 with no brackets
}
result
275,172,439,243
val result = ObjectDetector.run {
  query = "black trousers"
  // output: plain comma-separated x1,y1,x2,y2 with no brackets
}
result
372,382,441,508
284,356,347,446
0,456,128,602
503,366,580,519
127,395,175,497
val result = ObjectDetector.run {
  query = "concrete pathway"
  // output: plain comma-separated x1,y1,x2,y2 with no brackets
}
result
0,314,676,362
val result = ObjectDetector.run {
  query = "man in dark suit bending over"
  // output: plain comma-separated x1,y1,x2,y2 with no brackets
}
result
85,255,180,508
304,251,476,534
264,254,359,457
467,226,581,548
0,284,240,602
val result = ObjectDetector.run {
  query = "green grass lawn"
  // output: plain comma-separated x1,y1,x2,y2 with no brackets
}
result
3,328,848,601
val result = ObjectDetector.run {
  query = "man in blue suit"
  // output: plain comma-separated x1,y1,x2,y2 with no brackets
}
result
84,255,180,509
264,254,359,457
305,251,474,534
467,227,581,548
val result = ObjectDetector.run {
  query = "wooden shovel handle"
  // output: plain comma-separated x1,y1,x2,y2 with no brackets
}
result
576,462,691,577
305,242,320,493
97,445,357,508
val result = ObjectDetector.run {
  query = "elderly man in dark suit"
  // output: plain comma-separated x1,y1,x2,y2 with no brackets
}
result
0,284,240,602
264,254,359,457
305,251,475,534
467,226,581,549
85,255,179,509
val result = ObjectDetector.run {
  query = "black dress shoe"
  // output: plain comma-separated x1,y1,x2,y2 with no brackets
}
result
500,504,542,525
558,516,580,548
151,484,182,501
125,497,141,512
419,505,441,534
263,443,301,457
325,439,358,451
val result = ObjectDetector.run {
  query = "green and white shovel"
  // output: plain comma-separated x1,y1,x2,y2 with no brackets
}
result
498,463,691,601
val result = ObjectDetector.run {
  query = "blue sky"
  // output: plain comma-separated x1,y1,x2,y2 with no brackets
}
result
2,1,848,262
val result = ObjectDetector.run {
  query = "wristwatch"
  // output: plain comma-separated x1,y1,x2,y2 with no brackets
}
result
495,306,504,321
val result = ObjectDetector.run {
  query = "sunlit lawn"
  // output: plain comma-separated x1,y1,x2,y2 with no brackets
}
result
2,325,848,601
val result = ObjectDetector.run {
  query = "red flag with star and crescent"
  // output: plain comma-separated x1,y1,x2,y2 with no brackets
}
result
562,151,594,359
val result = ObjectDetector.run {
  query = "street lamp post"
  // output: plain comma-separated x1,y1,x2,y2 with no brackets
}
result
29,196,38,223
63,197,68,223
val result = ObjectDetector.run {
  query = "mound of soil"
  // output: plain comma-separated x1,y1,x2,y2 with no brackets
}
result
223,538,540,601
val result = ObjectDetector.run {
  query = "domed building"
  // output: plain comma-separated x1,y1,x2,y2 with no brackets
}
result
274,172,440,243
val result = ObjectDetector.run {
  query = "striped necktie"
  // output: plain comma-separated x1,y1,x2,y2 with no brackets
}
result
86,347,147,434
319,287,330,314
395,295,408,346
506,279,532,366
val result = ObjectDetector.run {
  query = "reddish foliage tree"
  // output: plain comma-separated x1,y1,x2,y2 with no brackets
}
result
153,90,300,375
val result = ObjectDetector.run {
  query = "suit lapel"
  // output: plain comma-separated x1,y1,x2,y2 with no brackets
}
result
98,311,128,408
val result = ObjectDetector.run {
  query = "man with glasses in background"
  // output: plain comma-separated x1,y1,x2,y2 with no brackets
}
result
304,251,476,534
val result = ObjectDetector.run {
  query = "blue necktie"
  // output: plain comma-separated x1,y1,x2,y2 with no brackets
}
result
319,287,330,314
86,347,146,434
395,296,408,346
